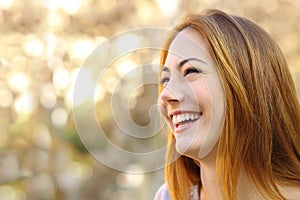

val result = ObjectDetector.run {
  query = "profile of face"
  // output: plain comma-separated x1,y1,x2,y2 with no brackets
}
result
158,28,226,159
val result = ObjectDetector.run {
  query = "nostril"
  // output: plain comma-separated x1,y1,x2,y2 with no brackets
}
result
167,99,179,103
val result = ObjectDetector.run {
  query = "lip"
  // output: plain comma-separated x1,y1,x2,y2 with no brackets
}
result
168,110,202,134
174,119,199,133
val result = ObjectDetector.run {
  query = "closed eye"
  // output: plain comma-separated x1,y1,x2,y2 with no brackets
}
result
183,67,202,76
160,77,170,87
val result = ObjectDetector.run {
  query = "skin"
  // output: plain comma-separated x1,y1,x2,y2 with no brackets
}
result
158,27,225,160
158,27,225,199
157,28,300,200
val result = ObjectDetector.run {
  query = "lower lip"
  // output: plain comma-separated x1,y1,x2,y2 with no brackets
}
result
174,119,199,133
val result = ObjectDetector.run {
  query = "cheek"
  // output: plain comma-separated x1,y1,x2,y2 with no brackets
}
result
190,80,212,109
198,75,226,158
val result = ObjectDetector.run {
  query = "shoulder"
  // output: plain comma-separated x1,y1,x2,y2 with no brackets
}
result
279,185,300,200
154,183,171,200
153,183,199,200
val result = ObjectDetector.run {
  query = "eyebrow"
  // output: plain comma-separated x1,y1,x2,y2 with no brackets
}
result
161,58,207,72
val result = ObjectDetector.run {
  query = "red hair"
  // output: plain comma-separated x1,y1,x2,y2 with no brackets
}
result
159,9,300,200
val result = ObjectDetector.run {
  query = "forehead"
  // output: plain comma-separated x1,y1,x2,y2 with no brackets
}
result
166,28,212,65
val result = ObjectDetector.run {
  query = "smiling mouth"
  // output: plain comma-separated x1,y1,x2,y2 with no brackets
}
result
172,112,202,128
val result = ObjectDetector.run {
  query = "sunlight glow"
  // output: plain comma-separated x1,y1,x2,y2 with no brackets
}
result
70,39,95,60
0,0,13,10
52,67,70,94
116,164,145,188
23,37,45,57
46,12,63,28
8,73,29,93
14,92,37,119
60,0,81,15
116,172,145,188
117,60,137,77
155,0,180,17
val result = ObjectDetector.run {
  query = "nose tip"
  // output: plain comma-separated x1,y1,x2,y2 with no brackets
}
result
159,86,183,105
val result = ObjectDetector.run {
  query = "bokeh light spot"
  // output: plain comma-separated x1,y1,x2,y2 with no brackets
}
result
23,36,45,57
40,84,57,109
51,107,68,127
13,92,37,119
8,73,29,93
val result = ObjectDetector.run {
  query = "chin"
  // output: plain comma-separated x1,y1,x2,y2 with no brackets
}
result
175,137,202,159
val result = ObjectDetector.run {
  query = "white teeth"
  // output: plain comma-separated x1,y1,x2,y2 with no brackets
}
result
184,113,189,121
172,112,201,124
178,121,193,128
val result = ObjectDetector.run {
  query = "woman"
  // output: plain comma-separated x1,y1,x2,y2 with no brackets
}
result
155,9,300,200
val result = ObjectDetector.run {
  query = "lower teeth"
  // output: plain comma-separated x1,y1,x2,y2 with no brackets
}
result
178,122,193,128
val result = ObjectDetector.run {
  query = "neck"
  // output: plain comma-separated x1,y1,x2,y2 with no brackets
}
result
199,163,220,200
197,144,220,200
196,145,263,200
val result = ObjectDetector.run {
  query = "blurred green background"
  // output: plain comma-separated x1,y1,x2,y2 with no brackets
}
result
0,0,299,200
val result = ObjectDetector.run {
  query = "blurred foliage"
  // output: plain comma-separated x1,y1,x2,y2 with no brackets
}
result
0,0,299,200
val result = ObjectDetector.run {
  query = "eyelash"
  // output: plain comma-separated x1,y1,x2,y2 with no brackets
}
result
160,77,169,87
160,67,202,87
183,67,201,76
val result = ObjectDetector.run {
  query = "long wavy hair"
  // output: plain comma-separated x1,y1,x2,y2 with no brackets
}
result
159,9,300,200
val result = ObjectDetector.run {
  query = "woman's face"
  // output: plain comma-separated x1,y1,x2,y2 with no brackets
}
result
158,28,226,159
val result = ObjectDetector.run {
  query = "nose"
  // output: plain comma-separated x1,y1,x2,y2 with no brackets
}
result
159,83,184,105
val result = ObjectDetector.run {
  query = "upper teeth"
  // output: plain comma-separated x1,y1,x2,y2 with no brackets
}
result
172,113,200,124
